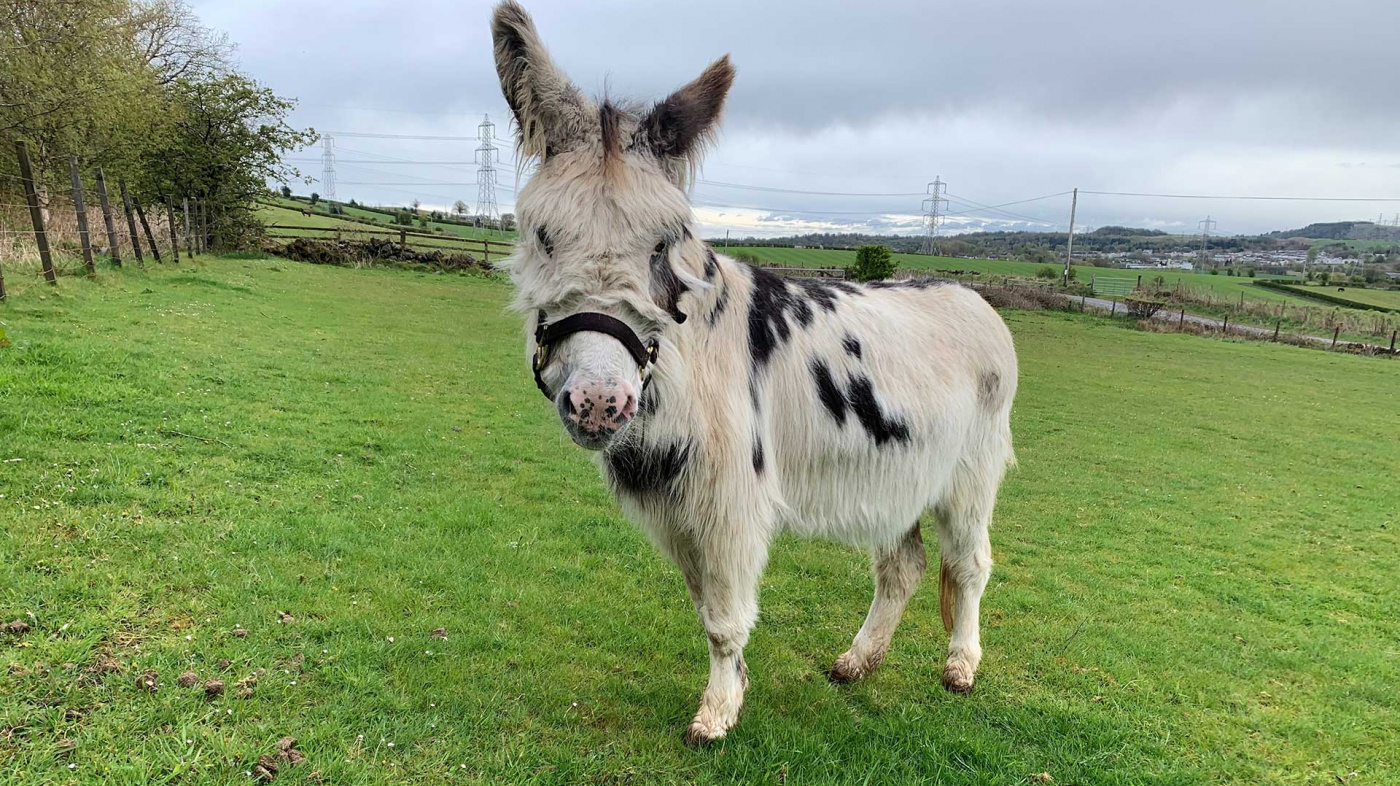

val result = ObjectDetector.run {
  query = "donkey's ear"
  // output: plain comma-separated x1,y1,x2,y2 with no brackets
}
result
492,1,589,161
637,56,735,174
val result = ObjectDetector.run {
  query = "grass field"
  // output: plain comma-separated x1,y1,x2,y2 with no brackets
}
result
724,246,1307,304
1271,282,1400,312
269,197,519,244
253,203,513,259
2,258,1396,784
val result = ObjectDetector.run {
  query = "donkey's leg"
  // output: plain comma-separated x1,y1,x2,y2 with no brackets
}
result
830,522,926,683
651,525,706,616
684,526,769,746
934,480,996,695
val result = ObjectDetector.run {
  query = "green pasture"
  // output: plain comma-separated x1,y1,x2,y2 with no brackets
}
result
1273,282,1400,312
724,245,1307,304
270,197,518,244
254,203,511,257
1,258,1395,784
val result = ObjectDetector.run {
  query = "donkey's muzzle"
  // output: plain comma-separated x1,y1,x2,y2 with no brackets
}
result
558,382,638,450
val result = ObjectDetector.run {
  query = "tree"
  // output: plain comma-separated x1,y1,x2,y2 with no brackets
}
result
453,199,468,219
149,72,316,248
411,199,420,213
280,185,291,198
309,192,320,206
850,245,895,282
501,212,516,231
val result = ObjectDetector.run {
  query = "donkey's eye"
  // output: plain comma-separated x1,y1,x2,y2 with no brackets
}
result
536,227,555,256
653,241,667,255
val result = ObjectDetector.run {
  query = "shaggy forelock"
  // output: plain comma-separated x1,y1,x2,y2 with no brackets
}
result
506,146,696,319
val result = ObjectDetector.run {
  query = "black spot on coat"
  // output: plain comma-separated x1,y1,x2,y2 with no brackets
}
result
748,266,816,369
811,360,912,447
650,242,688,323
845,375,911,446
842,334,862,359
605,441,690,497
810,359,847,425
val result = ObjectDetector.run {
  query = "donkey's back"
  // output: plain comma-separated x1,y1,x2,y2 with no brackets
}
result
752,271,1017,550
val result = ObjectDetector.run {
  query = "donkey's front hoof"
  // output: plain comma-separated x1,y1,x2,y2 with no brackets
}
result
683,719,727,747
828,649,882,683
942,658,976,694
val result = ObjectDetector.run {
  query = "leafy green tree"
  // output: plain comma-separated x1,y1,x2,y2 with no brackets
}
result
309,193,320,206
280,185,292,198
851,244,895,282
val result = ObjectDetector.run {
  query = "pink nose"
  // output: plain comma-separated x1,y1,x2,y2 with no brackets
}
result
564,385,638,434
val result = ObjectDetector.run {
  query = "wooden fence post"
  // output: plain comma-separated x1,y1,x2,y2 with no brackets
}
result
118,179,144,267
183,197,193,257
399,229,407,253
15,140,57,285
199,199,209,253
1110,300,1117,317
1223,315,1229,333
1331,326,1340,349
483,240,491,265
1080,295,1085,312
1390,329,1396,354
165,198,180,264
135,198,160,262
1273,321,1280,342
94,168,121,266
1179,307,1185,328
68,156,96,276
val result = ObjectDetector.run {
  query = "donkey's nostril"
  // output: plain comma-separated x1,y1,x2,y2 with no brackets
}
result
619,393,638,422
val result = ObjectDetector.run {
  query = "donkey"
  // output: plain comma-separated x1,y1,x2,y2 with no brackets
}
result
491,1,1018,745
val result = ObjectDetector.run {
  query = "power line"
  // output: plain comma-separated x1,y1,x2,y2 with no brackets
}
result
1081,190,1400,202
943,191,1064,227
287,158,479,165
328,131,485,141
695,179,925,197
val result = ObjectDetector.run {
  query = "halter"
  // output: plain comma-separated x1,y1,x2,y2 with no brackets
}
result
533,310,659,399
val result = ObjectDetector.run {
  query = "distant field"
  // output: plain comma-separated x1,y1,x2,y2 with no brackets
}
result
256,203,513,258
272,197,518,244
1273,282,1400,312
722,246,1304,304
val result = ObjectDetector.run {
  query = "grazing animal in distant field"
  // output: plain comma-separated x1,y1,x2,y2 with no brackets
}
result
491,1,1018,745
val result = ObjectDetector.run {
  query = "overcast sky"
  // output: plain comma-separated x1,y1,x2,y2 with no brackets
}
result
194,0,1400,238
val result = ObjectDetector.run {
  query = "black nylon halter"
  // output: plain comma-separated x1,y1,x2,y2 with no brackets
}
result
533,310,659,399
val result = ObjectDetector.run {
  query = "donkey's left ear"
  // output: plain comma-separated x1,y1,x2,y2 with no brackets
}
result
637,56,735,170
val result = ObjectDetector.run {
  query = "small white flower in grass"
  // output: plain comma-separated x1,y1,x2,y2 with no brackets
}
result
186,739,193,745
387,636,394,643
290,681,297,685
185,635,192,641
322,649,328,654
387,742,394,748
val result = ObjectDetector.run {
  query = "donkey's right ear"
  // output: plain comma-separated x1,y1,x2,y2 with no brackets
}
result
492,1,588,161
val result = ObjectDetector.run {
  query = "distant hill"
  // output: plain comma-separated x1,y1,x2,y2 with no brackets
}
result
1268,221,1400,241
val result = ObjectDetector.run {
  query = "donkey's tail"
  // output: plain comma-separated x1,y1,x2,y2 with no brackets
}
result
938,556,955,633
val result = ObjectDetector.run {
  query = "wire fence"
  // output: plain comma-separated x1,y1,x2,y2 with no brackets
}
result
0,142,219,302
